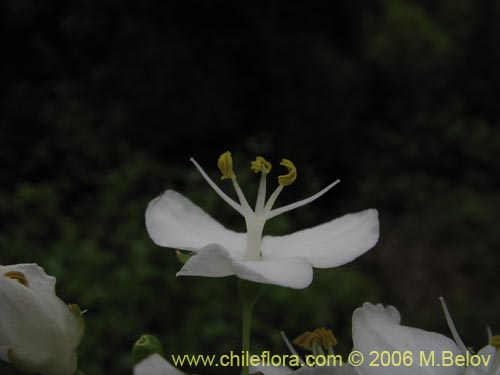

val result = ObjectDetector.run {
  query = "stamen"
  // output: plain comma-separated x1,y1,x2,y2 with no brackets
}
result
251,157,271,214
231,178,253,213
439,297,468,355
216,152,252,212
267,179,340,219
255,172,267,215
280,331,306,366
217,151,235,180
190,158,246,216
4,271,29,287
278,159,297,186
251,156,272,175
263,185,283,213
293,327,337,352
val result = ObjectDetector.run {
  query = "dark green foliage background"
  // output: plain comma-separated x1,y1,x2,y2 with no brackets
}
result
1,0,500,373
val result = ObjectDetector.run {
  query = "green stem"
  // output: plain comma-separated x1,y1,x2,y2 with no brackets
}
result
241,299,254,375
75,370,87,375
239,279,260,375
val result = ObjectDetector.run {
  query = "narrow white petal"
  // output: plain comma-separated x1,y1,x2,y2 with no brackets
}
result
231,257,313,289
262,209,379,268
190,158,246,215
146,190,245,257
176,244,236,277
352,302,463,375
280,331,306,366
266,180,340,219
134,354,185,375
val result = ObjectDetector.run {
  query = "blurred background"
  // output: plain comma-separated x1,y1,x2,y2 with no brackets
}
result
2,0,500,373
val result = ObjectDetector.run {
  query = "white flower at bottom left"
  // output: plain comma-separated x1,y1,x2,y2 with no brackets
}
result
0,263,84,375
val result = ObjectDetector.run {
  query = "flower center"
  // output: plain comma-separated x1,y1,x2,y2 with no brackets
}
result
4,271,29,287
293,327,338,355
191,151,340,261
491,335,500,350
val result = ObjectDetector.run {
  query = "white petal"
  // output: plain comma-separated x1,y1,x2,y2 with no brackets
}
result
231,257,313,289
134,354,185,375
352,302,463,375
146,190,245,257
0,264,80,375
464,345,497,375
176,244,235,277
1,263,56,295
261,209,379,268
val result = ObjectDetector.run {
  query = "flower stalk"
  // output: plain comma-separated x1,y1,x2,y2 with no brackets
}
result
239,279,260,375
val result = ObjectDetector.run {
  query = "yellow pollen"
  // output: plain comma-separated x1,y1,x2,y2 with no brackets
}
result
491,335,500,350
217,151,235,180
278,158,297,186
251,156,272,174
4,271,29,287
293,327,337,352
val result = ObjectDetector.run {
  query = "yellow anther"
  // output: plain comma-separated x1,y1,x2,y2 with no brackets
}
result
217,151,235,180
293,327,337,352
278,158,297,186
251,156,272,174
4,271,29,287
491,335,500,350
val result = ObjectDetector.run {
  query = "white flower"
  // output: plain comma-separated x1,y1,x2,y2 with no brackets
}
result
0,263,84,375
440,298,500,375
352,302,463,375
146,152,379,289
134,354,185,375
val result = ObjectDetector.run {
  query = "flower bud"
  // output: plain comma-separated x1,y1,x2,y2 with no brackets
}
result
132,334,165,364
0,263,84,375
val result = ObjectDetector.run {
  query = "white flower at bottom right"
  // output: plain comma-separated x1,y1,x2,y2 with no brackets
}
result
352,302,463,375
